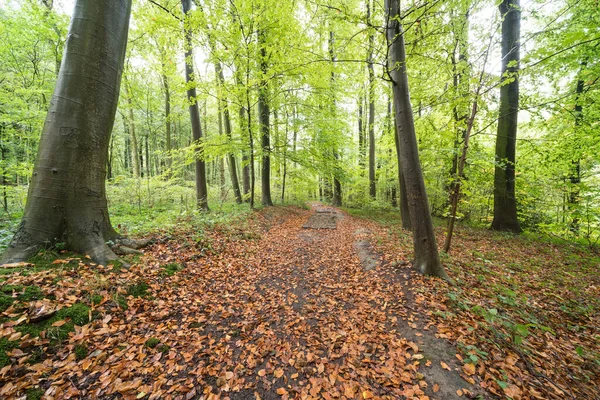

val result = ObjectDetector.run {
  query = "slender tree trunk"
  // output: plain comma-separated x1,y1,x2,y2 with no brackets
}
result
569,66,585,234
491,0,521,232
1,0,132,265
444,101,477,252
181,0,209,211
367,0,376,198
258,29,273,207
328,30,343,207
123,78,141,179
162,71,172,176
215,63,243,203
358,94,365,168
385,0,448,280
240,106,251,199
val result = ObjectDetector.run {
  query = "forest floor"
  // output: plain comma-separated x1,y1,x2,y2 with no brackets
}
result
0,204,598,400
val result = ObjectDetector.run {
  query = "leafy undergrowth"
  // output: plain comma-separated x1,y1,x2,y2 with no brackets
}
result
356,209,600,400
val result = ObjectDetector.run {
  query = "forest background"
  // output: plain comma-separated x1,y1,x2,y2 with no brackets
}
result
0,0,598,249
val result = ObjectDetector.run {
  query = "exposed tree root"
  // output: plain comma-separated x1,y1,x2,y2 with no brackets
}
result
111,244,143,256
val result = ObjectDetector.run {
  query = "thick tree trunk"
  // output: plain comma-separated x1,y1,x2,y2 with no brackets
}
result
491,0,521,233
258,29,273,207
393,117,412,231
1,0,132,265
367,0,376,198
181,0,209,211
385,0,448,280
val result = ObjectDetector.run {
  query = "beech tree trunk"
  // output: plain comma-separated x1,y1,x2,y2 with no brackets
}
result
258,29,273,207
329,31,342,207
1,0,132,265
385,0,449,280
491,0,521,232
393,120,412,231
123,77,141,179
367,0,376,198
215,62,243,204
182,0,209,211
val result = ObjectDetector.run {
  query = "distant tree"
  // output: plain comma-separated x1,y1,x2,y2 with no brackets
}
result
1,0,133,265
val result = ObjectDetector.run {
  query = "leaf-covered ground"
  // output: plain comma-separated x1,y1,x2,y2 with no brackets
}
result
0,205,598,399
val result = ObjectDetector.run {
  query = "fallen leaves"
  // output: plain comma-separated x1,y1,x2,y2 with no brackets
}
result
1,205,596,399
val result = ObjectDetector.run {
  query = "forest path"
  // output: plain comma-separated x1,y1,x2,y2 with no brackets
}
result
146,202,478,400
1,204,481,399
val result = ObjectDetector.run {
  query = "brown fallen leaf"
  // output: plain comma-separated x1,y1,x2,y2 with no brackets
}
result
462,363,476,376
440,361,451,371
433,384,439,393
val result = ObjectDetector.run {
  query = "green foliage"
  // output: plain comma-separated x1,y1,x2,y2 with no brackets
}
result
127,282,149,298
160,262,184,276
25,388,44,400
74,343,88,360
145,337,160,348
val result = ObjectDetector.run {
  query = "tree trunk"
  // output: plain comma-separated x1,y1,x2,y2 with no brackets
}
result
385,0,448,280
367,0,376,198
162,71,172,176
491,0,521,233
258,29,273,207
123,78,141,179
1,0,132,265
181,0,209,211
393,117,412,231
215,63,243,203
358,94,365,168
569,66,585,234
329,31,342,207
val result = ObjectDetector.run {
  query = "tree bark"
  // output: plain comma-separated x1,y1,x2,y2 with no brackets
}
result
181,0,209,211
491,0,521,233
215,62,243,203
1,0,132,265
367,0,376,198
329,30,342,207
385,0,448,280
393,116,412,231
569,65,585,234
123,77,141,179
258,29,273,207
161,69,172,176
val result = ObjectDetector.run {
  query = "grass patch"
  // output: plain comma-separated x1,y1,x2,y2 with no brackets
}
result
145,337,160,348
16,303,91,344
25,387,44,400
126,282,149,298
160,262,184,276
74,343,88,360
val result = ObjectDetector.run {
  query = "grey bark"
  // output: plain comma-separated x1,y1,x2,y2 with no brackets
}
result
258,29,273,207
181,0,209,211
123,77,141,179
385,0,449,280
367,0,376,198
491,0,521,232
1,0,132,265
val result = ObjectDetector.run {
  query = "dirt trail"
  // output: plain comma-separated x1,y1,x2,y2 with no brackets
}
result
3,205,484,399
187,203,480,399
